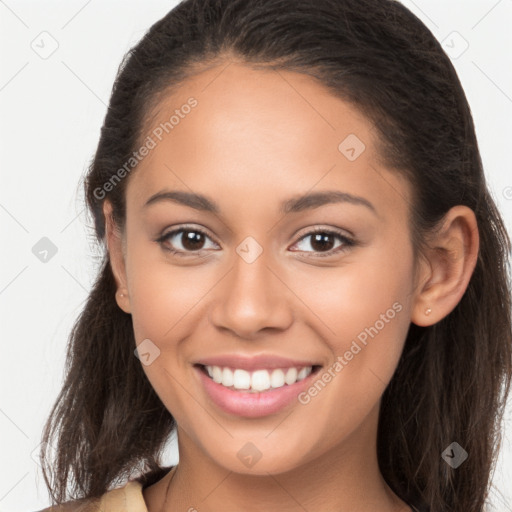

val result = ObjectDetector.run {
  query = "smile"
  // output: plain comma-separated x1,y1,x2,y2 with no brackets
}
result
194,364,323,418
203,364,316,392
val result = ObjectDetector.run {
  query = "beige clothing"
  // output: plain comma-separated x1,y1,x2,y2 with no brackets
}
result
91,480,148,512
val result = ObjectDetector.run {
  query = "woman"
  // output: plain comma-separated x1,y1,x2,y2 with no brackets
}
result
38,0,512,511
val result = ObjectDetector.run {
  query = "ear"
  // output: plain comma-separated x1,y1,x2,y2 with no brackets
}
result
411,205,479,327
103,200,131,314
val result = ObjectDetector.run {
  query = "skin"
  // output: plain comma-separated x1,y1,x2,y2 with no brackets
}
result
104,58,479,512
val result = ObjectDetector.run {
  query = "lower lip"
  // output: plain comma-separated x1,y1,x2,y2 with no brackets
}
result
194,365,320,418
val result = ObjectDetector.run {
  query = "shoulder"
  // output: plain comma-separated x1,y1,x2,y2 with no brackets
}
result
34,480,147,512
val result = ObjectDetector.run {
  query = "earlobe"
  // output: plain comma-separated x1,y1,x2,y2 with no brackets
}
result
411,205,479,327
103,200,132,314
115,289,131,314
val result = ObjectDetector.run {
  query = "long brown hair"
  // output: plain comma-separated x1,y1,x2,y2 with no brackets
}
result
40,1,512,510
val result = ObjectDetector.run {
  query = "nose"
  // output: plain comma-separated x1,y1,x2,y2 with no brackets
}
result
209,248,294,339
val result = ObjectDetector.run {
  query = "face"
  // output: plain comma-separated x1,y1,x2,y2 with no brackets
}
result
109,60,420,475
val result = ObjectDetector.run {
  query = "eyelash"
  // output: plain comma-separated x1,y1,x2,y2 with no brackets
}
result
155,225,356,259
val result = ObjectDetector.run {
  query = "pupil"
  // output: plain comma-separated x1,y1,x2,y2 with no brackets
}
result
182,230,204,250
311,233,334,252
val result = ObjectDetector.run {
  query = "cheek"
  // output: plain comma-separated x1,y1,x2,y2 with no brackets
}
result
300,233,414,345
297,235,414,411
125,240,215,343
124,244,216,419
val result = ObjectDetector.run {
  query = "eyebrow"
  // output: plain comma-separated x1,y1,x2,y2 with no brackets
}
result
143,189,378,216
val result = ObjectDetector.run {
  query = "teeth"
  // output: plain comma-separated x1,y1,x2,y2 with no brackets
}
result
270,368,285,388
297,367,310,381
222,367,234,387
284,367,297,385
233,369,251,389
204,365,314,392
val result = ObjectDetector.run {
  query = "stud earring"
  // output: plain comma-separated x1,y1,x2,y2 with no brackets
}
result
425,307,432,316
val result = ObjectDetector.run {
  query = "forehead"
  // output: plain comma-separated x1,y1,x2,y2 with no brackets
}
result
127,61,410,221
141,60,376,159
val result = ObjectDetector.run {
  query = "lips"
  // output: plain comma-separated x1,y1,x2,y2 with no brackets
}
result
194,363,322,417
193,353,322,372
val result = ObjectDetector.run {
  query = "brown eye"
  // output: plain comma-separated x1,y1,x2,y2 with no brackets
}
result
180,230,207,251
309,232,336,252
290,228,356,257
156,226,219,256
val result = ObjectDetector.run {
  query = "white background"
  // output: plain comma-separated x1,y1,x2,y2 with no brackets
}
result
1,1,511,510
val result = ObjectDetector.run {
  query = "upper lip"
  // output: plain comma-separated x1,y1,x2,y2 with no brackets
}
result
194,354,321,372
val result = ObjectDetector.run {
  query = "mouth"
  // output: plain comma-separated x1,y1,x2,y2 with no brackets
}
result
194,363,323,393
193,363,323,418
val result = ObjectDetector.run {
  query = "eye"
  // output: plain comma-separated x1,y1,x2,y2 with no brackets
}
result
156,225,219,257
289,228,356,258
155,225,356,259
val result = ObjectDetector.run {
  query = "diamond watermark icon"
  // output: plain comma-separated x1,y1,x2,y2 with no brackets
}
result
30,31,59,59
338,134,366,161
236,236,263,264
441,31,469,60
237,441,263,468
32,237,58,263
441,441,468,468
134,338,161,366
